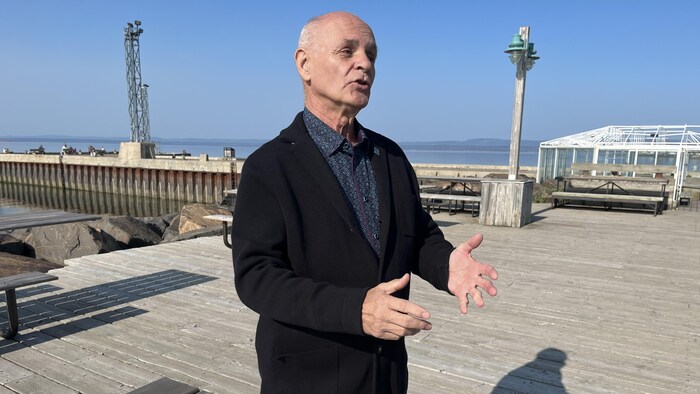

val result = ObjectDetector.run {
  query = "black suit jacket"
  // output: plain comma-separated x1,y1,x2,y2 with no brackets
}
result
232,112,454,393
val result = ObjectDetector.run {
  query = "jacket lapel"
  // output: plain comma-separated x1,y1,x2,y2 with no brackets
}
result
284,114,358,233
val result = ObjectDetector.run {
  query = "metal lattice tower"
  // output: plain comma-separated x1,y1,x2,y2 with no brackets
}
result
139,84,151,141
124,20,151,142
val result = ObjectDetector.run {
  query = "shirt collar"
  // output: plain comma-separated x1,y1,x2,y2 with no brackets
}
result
303,108,373,157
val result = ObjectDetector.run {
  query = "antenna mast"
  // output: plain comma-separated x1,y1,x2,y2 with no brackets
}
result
124,20,151,142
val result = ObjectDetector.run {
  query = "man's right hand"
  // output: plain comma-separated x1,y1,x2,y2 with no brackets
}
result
361,274,432,340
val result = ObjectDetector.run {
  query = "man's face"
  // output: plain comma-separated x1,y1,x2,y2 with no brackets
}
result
304,15,377,116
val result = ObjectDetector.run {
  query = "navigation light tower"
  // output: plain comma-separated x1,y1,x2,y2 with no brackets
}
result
124,20,151,142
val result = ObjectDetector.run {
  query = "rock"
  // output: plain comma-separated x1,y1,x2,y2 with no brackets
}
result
22,222,121,265
1,203,229,266
219,193,236,211
178,204,231,234
7,228,31,243
162,214,181,241
94,216,163,248
0,252,61,277
0,234,26,255
163,226,224,243
138,212,179,237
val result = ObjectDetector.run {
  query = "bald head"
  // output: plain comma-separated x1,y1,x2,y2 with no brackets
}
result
294,12,378,129
298,12,374,51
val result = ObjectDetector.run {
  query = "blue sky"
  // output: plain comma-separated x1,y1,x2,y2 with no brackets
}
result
1,0,698,143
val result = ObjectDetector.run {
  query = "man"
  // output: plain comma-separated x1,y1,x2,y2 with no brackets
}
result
232,11,498,393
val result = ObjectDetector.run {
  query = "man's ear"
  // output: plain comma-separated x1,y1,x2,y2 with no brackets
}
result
295,48,311,82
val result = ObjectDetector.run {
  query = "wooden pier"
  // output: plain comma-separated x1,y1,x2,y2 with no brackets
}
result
0,203,697,393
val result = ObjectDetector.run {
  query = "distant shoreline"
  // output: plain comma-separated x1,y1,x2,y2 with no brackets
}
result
2,137,541,167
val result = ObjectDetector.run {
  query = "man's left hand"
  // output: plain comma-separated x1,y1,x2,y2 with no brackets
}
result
447,233,498,314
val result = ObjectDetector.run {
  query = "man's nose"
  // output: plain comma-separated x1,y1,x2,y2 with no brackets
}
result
355,51,374,73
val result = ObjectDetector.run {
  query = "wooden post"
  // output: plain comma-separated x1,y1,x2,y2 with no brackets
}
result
508,26,529,181
479,179,533,228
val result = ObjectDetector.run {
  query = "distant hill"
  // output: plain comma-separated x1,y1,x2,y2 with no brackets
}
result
399,138,541,152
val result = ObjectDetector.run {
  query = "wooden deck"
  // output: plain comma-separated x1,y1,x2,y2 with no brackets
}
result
0,204,698,393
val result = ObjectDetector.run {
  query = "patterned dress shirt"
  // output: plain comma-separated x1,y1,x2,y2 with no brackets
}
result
303,109,381,257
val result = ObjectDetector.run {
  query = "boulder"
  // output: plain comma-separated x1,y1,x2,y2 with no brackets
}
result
94,216,163,248
137,212,179,238
162,226,224,243
178,203,231,234
22,222,120,265
162,214,180,241
0,252,61,277
218,193,236,211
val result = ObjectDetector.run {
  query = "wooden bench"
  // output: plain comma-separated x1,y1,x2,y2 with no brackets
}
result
1,272,58,338
552,176,668,216
203,214,233,249
420,193,481,216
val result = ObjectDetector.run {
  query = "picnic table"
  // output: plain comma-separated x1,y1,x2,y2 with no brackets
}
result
203,214,233,249
0,209,100,338
552,176,668,216
417,176,482,196
417,176,482,216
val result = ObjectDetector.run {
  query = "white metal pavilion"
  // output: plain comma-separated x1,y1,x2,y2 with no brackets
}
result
536,125,700,203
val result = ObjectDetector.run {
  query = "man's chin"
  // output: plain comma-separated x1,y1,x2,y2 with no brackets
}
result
349,95,371,110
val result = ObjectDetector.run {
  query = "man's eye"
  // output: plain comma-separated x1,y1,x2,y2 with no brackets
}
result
339,48,352,55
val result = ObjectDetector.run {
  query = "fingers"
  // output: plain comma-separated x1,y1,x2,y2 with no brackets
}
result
362,275,433,340
377,320,427,340
457,292,469,315
455,233,483,255
483,264,499,281
454,274,498,314
366,307,432,340
449,233,498,315
395,298,431,321
470,288,485,308
381,274,430,320
379,273,410,294
466,233,484,249
477,275,498,297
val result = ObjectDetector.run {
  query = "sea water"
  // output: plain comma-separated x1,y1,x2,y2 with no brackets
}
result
0,139,539,166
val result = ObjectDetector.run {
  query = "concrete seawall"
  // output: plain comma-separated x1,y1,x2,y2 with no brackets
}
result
2,151,535,207
0,153,236,205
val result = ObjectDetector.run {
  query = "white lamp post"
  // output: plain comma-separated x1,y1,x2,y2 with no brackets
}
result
479,27,540,228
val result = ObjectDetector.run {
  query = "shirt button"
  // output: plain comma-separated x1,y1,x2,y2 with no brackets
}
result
374,234,379,240
377,345,383,354
363,196,368,202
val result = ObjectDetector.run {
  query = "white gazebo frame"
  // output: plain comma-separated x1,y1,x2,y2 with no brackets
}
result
536,124,700,204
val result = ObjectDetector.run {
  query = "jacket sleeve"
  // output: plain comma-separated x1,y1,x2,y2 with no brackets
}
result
231,159,368,336
406,160,455,293
414,202,454,293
